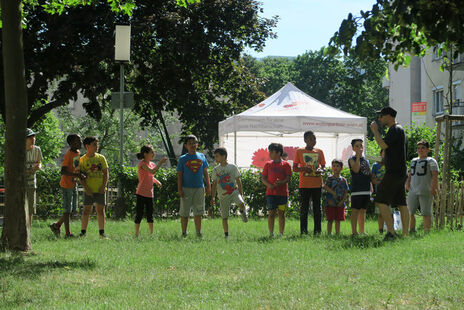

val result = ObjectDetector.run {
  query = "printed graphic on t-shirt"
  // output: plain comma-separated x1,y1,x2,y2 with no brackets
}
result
324,176,348,207
302,153,319,177
218,174,235,196
410,159,429,176
186,159,203,173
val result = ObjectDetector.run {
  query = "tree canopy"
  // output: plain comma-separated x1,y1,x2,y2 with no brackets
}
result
327,0,464,67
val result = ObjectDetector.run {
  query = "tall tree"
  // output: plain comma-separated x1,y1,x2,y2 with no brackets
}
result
1,0,31,251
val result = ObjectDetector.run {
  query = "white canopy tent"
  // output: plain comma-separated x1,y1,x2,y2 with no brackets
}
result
218,82,367,168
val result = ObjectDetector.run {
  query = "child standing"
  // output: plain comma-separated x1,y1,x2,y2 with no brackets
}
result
135,145,167,237
372,149,387,233
405,140,439,233
177,135,211,237
25,128,42,229
50,134,82,237
322,159,349,235
261,143,292,237
293,131,326,235
348,139,371,235
211,147,248,238
79,136,109,239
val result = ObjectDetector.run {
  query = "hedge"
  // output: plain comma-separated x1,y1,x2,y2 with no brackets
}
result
34,165,364,219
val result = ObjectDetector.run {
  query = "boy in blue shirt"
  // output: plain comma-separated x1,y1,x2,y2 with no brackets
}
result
177,135,211,237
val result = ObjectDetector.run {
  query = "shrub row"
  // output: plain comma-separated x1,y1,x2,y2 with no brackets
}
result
35,165,367,219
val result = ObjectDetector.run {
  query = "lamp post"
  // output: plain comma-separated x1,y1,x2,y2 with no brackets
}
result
114,25,131,198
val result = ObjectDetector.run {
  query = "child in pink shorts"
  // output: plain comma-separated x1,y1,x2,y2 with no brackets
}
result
322,159,348,235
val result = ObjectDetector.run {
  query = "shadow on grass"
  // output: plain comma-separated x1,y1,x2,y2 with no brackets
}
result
0,254,96,279
320,234,387,250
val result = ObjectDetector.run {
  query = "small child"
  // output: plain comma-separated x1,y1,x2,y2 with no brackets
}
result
371,149,387,233
177,135,211,237
135,145,167,237
261,143,292,237
211,147,248,239
405,140,439,233
281,152,288,161
25,128,42,229
293,131,326,235
322,159,348,235
79,136,109,239
50,134,82,237
348,139,371,235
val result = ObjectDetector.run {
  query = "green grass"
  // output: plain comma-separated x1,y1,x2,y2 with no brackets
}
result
1,217,464,309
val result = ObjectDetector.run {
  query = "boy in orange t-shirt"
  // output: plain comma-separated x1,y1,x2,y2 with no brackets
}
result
293,131,326,235
50,134,83,237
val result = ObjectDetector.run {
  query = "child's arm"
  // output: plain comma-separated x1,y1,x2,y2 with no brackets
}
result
371,174,380,185
274,175,291,186
141,157,168,174
153,177,162,188
211,180,218,205
337,190,348,207
348,156,361,173
405,171,412,191
99,168,109,194
260,175,274,189
322,184,337,197
177,171,183,197
61,166,79,177
203,167,211,196
236,177,244,196
431,170,438,196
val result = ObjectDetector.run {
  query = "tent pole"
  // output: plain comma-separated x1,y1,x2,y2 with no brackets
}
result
234,131,237,165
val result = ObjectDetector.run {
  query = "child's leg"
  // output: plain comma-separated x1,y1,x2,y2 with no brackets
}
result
327,220,333,235
335,220,341,234
350,209,359,234
81,205,92,232
134,195,144,237
63,213,71,235
222,218,228,234
357,209,366,233
277,209,285,234
399,205,410,236
409,214,416,230
146,197,154,235
423,215,432,232
268,210,276,235
181,217,189,234
299,188,311,234
378,213,384,232
95,204,106,230
193,215,202,234
311,188,322,234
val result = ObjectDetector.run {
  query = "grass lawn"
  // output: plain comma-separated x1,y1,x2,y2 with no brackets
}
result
1,217,464,309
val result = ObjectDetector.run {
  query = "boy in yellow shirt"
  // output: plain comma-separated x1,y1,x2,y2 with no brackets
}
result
79,136,109,238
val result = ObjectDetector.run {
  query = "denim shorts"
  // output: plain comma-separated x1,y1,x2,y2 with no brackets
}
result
266,195,288,211
62,187,78,213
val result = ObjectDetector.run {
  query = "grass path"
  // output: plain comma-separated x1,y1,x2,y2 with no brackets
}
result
1,218,464,309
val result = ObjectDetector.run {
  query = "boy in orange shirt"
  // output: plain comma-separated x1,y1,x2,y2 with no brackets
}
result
293,131,326,235
50,134,83,237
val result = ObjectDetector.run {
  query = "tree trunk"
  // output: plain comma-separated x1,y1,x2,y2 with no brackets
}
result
0,0,31,251
157,111,177,166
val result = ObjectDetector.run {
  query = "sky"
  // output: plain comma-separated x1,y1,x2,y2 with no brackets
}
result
245,0,377,58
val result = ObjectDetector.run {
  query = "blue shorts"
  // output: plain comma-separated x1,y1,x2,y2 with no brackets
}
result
266,195,288,211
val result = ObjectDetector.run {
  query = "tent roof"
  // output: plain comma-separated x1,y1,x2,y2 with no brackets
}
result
219,82,367,136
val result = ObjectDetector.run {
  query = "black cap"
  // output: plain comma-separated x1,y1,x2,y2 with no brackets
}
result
376,106,397,117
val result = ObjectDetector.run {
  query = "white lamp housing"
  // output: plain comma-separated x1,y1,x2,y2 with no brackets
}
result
115,25,131,62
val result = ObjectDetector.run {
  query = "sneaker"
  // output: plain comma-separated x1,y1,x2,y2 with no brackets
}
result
379,229,384,234
99,234,109,240
269,232,274,238
240,210,248,223
196,232,203,238
79,233,86,238
181,232,188,238
49,223,60,237
383,232,397,241
64,233,75,239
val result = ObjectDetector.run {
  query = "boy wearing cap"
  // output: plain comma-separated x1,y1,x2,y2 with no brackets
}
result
370,107,409,239
25,128,42,228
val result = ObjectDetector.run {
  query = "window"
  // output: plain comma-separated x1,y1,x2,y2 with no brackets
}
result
433,89,444,115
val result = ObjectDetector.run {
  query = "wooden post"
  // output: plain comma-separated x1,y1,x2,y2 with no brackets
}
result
434,120,442,162
434,183,441,229
449,183,455,229
440,182,447,228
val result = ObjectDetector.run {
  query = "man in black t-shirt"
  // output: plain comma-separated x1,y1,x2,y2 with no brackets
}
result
370,107,409,239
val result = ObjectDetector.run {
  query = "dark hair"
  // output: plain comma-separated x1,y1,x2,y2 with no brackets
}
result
268,143,284,156
304,131,315,140
184,134,198,144
214,147,227,158
136,145,154,160
282,152,288,157
351,139,363,147
332,159,343,168
83,136,98,146
66,134,81,145
417,140,430,148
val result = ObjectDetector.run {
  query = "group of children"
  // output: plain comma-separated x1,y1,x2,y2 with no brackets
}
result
20,126,437,239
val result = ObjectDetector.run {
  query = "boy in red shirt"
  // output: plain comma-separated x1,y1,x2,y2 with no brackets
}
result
261,143,292,237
